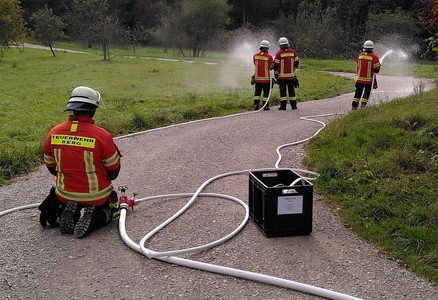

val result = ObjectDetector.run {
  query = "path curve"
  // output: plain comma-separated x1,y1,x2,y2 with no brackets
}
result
0,75,437,300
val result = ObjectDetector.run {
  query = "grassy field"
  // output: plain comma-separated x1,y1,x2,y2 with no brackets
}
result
304,88,438,284
0,45,353,184
1,44,437,283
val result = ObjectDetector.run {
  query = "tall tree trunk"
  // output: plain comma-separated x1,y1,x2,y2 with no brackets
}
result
103,44,107,61
48,42,56,57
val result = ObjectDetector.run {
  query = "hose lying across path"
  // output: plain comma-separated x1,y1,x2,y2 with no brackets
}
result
1,82,364,299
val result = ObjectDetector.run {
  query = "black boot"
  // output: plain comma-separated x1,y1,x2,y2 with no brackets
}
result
74,205,111,238
262,101,270,110
38,187,65,228
253,100,260,110
352,101,359,110
278,100,287,110
290,100,297,110
60,201,81,234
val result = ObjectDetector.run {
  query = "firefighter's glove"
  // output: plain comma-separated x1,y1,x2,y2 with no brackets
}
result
250,75,256,85
108,190,120,223
293,76,299,88
274,71,279,80
38,187,64,227
271,78,277,89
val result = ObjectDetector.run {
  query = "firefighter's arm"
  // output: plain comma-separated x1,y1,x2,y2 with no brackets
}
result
46,165,57,176
294,56,299,69
107,165,121,181
271,62,279,71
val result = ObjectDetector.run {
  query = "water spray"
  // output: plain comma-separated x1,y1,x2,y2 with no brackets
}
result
369,48,408,104
380,49,394,62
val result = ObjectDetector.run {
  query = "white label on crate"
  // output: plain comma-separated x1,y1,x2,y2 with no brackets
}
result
277,195,303,215
262,172,278,177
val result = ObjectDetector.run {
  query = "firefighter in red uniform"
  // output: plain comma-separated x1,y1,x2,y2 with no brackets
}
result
252,40,274,110
272,37,300,110
352,40,381,110
39,86,122,238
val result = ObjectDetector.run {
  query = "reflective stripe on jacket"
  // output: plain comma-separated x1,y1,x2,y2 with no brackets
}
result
356,51,381,84
274,48,299,80
253,51,274,83
44,115,122,206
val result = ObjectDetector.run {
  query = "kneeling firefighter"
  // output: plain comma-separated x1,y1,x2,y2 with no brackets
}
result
39,86,122,238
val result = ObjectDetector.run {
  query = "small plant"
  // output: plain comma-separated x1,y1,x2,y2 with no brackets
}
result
413,80,425,94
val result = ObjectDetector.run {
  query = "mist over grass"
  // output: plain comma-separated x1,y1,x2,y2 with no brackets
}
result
0,46,354,184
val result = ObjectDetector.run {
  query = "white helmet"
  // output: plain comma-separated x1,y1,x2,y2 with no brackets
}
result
65,86,102,112
363,40,374,50
278,37,289,47
259,40,270,49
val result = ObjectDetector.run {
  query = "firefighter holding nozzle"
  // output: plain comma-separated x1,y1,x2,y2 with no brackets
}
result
252,40,274,110
352,40,381,110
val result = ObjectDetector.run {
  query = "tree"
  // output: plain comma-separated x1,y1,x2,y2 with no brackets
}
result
274,2,348,58
150,1,188,55
0,0,26,61
65,0,129,60
152,0,230,57
179,0,231,57
30,4,65,57
227,0,282,28
416,0,438,58
365,9,420,55
108,0,161,31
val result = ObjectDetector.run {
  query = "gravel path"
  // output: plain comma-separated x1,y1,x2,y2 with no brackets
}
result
1,74,437,300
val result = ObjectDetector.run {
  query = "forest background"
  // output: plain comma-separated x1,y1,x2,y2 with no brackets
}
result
1,0,438,61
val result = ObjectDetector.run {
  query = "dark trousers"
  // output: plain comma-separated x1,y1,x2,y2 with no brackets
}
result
353,82,372,101
254,82,271,99
279,80,296,99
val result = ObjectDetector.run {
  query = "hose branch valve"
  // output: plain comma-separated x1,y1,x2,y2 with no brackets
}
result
118,185,136,210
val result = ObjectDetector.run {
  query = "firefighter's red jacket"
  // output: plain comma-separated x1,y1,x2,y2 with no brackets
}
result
253,50,274,83
44,115,122,206
356,51,381,84
274,48,299,80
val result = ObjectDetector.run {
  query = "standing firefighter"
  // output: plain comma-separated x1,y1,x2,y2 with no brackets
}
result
352,40,381,110
39,86,122,238
252,40,274,110
272,37,300,110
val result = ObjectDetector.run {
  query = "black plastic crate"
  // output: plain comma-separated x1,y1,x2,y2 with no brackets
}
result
249,169,313,237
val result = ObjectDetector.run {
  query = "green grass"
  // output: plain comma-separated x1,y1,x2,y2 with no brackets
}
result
301,58,356,73
0,46,353,184
304,89,438,283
